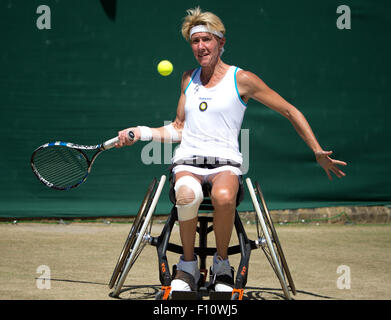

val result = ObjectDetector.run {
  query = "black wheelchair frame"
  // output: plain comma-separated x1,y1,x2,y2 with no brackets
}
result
108,174,296,300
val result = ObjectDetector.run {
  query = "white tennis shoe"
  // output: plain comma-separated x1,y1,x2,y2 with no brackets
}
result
170,255,200,292
210,254,234,292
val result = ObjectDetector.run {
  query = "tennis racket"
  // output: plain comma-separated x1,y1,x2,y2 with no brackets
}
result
30,131,134,190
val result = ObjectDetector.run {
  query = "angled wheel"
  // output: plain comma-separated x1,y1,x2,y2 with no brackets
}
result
110,175,166,298
108,177,157,289
245,178,292,300
255,181,296,296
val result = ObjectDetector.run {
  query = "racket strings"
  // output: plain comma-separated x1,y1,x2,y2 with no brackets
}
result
33,146,89,188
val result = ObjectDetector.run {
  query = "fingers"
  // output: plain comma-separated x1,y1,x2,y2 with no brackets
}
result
316,150,347,180
326,160,347,179
330,166,346,178
312,149,348,181
326,169,332,181
315,150,333,159
115,128,137,148
333,159,348,166
115,130,126,148
330,158,347,178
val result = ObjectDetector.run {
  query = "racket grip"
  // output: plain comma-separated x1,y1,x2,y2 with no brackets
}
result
103,131,135,150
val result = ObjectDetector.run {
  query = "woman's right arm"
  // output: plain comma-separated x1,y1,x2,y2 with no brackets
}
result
115,70,192,147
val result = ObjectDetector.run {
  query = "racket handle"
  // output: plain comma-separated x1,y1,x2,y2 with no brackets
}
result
103,131,135,150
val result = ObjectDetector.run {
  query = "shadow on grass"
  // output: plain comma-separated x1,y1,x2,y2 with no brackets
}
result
36,278,336,300
112,284,336,300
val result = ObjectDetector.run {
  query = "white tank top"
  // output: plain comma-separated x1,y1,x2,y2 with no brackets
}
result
172,65,247,164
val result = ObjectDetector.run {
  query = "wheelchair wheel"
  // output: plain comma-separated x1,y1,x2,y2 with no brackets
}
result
245,178,291,300
110,175,166,298
255,181,296,296
108,177,157,289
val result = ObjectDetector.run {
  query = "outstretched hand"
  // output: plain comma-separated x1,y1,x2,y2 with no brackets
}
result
315,151,347,180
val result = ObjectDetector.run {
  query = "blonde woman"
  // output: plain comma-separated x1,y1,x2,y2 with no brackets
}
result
116,7,347,293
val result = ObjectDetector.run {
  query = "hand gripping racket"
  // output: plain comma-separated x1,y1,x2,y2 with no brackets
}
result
30,131,134,190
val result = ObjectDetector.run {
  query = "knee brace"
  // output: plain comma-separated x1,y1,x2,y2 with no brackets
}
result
174,176,204,222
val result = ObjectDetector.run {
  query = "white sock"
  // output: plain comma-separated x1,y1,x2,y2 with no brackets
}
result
171,255,200,292
177,255,200,283
213,254,231,275
212,254,233,292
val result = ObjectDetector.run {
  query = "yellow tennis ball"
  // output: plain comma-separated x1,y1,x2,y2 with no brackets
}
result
157,60,173,76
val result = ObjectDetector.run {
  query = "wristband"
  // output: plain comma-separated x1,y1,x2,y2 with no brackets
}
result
137,126,153,141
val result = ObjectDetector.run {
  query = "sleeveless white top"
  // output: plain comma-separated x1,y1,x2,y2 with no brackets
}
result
172,66,247,167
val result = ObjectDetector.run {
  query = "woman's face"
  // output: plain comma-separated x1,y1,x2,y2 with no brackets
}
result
190,32,224,67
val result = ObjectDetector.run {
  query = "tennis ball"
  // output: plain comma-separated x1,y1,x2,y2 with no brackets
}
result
157,60,173,76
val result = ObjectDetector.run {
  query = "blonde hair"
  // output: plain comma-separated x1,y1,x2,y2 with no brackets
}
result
181,7,226,42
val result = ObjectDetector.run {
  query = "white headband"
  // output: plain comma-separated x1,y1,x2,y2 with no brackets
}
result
189,25,225,56
189,25,224,39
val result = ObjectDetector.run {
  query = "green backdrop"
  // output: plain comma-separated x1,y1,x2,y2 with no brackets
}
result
1,0,390,218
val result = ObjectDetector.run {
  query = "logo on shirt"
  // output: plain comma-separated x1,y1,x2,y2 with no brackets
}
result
199,102,208,112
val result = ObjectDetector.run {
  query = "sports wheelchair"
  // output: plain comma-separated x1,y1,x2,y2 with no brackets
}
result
108,174,296,300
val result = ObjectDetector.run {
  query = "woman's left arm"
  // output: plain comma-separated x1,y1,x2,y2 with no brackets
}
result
236,70,347,180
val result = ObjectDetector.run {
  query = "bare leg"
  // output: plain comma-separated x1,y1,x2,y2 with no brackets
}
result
175,171,202,262
208,171,239,260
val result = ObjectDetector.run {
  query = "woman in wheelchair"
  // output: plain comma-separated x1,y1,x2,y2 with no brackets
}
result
115,7,347,294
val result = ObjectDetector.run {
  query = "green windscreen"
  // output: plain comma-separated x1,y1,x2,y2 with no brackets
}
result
1,0,390,218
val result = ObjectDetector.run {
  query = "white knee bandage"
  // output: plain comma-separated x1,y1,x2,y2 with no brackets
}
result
174,176,204,222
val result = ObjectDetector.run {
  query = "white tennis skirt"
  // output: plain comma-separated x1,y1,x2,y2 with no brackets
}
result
172,164,242,178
